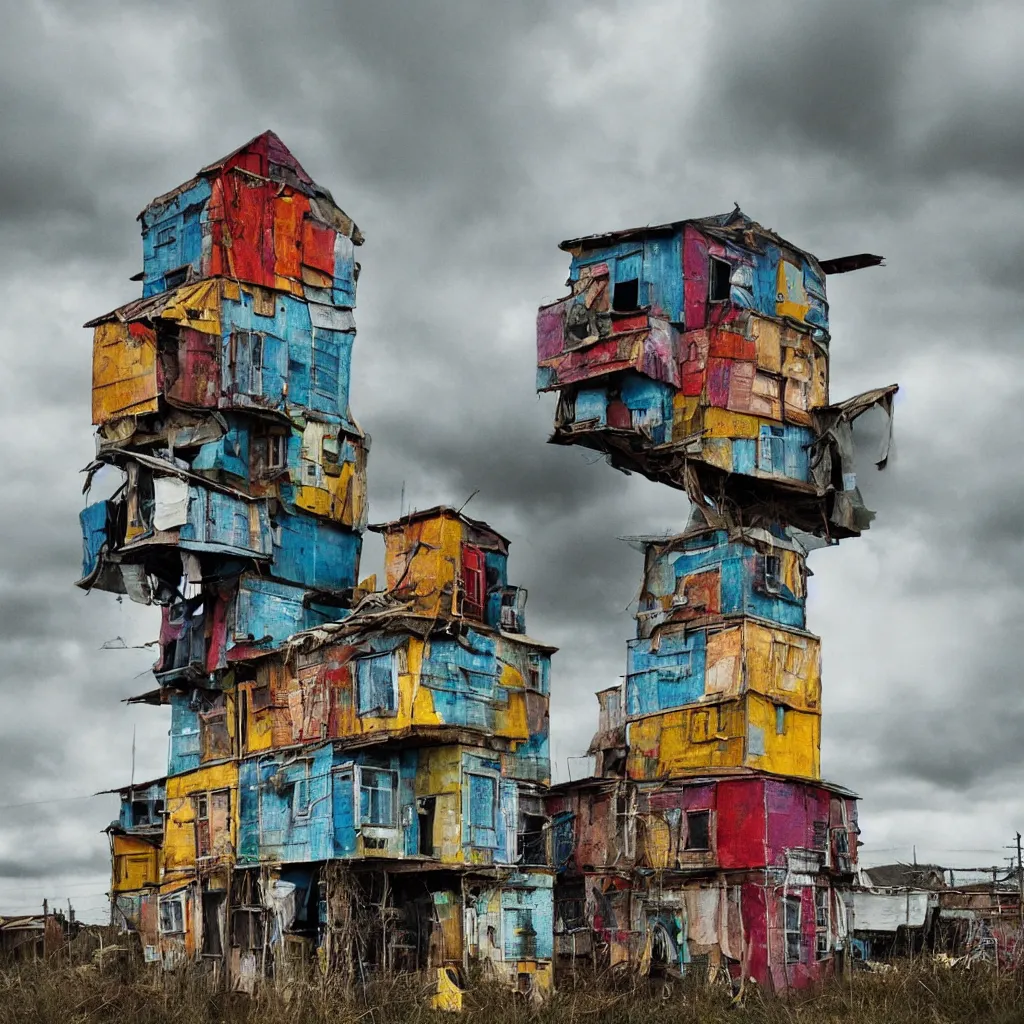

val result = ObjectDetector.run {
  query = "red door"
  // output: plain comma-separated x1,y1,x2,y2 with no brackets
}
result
461,545,486,621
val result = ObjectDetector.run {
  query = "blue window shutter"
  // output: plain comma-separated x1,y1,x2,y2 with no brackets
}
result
356,653,395,715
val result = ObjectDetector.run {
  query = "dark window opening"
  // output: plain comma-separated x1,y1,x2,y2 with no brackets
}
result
251,681,272,710
815,888,831,960
834,828,850,854
520,814,547,865
251,425,288,479
612,277,640,312
231,908,265,951
164,266,189,290
812,820,828,850
130,800,149,826
418,797,436,856
709,258,731,302
566,308,592,341
685,810,711,851
239,690,249,751
763,555,782,594
201,892,225,957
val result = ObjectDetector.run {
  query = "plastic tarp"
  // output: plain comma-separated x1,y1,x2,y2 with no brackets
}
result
851,891,929,931
152,476,190,531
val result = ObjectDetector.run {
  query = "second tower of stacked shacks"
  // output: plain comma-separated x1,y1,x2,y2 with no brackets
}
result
537,210,896,991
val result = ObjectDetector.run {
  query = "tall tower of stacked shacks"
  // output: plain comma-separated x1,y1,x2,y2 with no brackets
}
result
537,211,896,991
81,133,556,999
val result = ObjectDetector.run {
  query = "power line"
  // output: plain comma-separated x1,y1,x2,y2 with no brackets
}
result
0,793,108,811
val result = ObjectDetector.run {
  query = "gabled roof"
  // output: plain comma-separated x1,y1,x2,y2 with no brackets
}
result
559,207,884,276
368,505,511,547
138,130,363,244
863,863,947,890
559,208,808,257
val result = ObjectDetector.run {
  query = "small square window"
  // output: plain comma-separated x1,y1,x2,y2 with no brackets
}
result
251,427,288,478
612,277,640,312
164,266,188,290
155,225,176,247
159,896,184,934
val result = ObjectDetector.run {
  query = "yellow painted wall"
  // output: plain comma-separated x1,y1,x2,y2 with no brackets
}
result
742,621,820,711
331,636,444,741
293,421,368,529
238,679,274,754
775,260,810,322
92,322,158,425
702,621,819,711
381,514,465,617
159,279,228,334
111,833,160,892
627,701,745,778
413,745,465,863
625,694,820,780
746,692,820,778
163,763,238,881
328,636,533,745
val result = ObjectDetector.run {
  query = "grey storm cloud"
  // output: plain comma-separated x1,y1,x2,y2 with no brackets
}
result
1,0,1023,918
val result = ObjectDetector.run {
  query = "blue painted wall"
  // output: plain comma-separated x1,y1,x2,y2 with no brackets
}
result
355,630,550,757
168,692,201,776
79,501,114,579
237,744,543,868
626,629,707,717
639,530,806,629
238,744,338,864
219,289,355,425
482,872,554,961
140,178,212,297
178,488,273,558
270,510,361,592
232,576,345,650
570,236,684,323
118,781,165,829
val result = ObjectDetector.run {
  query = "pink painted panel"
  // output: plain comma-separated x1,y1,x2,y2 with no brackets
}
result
683,225,709,329
707,357,731,407
536,298,570,361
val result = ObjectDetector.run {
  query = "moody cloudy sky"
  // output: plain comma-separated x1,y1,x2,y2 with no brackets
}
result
1,0,1022,921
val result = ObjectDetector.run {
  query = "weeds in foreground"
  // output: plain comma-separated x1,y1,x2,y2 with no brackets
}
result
3,957,1024,1024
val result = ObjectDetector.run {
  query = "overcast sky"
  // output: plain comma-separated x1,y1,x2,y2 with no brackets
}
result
1,0,1022,922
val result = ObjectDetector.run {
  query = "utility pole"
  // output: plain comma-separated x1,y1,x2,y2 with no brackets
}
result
1016,832,1023,929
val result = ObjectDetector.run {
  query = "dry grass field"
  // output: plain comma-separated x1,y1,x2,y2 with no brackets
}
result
3,954,1024,1024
